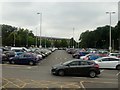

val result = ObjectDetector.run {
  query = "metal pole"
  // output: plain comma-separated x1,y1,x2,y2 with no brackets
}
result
36,27,37,47
112,39,114,51
106,12,115,52
117,38,120,52
73,27,74,48
110,13,112,52
14,30,15,46
26,32,28,47
40,13,42,48
45,35,46,48
37,12,42,48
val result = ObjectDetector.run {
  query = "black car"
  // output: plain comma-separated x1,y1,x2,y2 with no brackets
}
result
9,53,39,65
51,59,100,78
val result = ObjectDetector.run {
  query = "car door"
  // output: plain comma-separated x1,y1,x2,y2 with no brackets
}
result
65,61,80,75
108,58,119,69
18,54,28,64
77,61,90,75
99,58,110,68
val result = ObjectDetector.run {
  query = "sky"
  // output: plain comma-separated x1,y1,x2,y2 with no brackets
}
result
0,1,119,42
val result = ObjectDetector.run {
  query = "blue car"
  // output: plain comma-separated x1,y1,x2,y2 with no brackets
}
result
88,55,101,60
9,53,39,65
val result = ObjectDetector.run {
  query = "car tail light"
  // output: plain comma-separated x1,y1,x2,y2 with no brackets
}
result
94,64,99,68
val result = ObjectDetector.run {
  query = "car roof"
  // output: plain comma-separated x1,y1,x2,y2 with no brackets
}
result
69,59,93,62
96,56,119,60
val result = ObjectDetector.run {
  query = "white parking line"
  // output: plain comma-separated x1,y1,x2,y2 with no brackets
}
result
80,81,85,90
116,72,120,76
27,67,32,69
100,70,104,73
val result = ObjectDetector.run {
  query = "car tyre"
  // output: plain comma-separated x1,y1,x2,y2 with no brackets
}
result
89,71,96,78
11,60,15,64
75,55,78,59
116,65,120,70
58,70,64,76
29,61,34,66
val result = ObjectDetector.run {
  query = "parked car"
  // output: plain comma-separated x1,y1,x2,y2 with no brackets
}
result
3,51,15,61
67,48,77,54
1,47,15,63
72,51,89,59
9,53,40,65
109,53,120,58
51,59,100,78
94,57,120,70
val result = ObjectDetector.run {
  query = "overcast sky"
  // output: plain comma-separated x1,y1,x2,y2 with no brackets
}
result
0,1,119,41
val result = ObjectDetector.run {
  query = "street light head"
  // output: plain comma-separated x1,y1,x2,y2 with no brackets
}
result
37,12,40,14
106,12,109,14
112,12,115,14
106,11,115,14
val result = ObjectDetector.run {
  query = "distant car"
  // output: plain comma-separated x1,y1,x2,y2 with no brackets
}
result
72,51,89,59
67,48,77,54
94,57,120,70
2,50,15,63
109,53,120,58
9,53,39,65
51,59,100,78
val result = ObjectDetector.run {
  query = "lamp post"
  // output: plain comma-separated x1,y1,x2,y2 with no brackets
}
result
35,27,37,47
13,30,16,47
37,12,42,48
45,34,47,48
117,38,120,52
73,27,75,48
106,11,115,52
26,32,28,47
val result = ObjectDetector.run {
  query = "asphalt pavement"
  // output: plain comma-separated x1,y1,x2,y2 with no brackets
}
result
1,50,120,89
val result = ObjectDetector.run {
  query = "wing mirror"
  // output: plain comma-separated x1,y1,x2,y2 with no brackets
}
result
98,60,102,62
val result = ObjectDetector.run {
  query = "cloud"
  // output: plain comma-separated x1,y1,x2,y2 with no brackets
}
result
1,2,118,41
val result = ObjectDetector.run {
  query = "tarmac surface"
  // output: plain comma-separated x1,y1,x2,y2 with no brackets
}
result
1,50,120,89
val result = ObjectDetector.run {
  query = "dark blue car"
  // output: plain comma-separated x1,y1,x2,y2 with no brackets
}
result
9,53,39,65
73,51,89,59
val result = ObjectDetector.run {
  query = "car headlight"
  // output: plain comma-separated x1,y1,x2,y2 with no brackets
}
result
52,66,57,69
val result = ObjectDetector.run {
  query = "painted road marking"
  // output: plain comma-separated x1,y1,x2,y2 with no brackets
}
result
3,78,21,88
100,70,104,73
2,78,81,88
82,81,117,84
116,71,120,76
80,81,85,90
27,67,32,69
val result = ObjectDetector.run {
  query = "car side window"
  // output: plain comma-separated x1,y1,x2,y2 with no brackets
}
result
19,54,24,58
80,61,88,65
102,58,110,61
109,58,119,61
87,61,94,65
24,54,30,57
69,61,80,66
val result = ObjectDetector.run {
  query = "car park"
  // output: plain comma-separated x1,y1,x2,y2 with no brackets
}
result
9,52,40,65
51,59,100,78
94,57,120,70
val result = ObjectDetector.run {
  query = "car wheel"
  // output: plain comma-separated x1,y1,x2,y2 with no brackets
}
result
75,55,78,59
89,71,96,78
116,65,120,70
29,61,34,65
11,60,15,64
58,70,64,76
